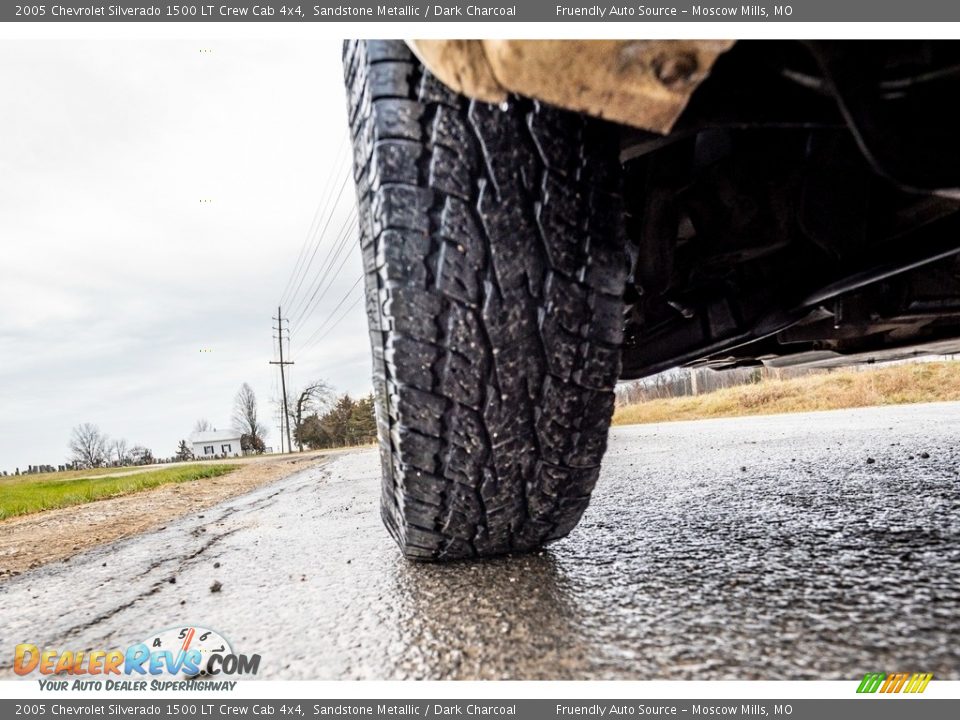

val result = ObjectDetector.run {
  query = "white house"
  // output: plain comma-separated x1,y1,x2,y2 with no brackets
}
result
190,429,243,459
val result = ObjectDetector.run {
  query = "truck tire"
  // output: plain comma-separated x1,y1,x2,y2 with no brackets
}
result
343,40,630,560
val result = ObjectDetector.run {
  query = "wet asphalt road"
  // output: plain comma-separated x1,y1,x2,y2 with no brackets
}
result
2,402,959,680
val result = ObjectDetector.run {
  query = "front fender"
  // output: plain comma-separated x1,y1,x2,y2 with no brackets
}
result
407,39,735,134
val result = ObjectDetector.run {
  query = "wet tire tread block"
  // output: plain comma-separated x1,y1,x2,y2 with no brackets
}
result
343,39,629,560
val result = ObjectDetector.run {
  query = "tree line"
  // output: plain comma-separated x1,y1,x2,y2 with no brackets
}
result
295,393,377,449
62,378,377,470
184,379,377,458
254,378,377,451
68,423,154,469
278,380,377,450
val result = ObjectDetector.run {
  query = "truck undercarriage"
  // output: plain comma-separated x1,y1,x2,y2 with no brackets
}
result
618,40,960,379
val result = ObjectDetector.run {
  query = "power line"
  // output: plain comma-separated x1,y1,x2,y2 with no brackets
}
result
281,162,350,311
299,291,365,356
279,196,327,309
278,133,350,309
287,198,357,327
299,273,364,350
283,170,353,320
290,213,358,332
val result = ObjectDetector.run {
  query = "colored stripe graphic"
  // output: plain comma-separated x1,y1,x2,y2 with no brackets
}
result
882,673,908,693
857,672,932,693
857,673,885,693
905,673,934,693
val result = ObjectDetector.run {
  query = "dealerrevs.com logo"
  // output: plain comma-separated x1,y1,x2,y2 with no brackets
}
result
15,626,260,691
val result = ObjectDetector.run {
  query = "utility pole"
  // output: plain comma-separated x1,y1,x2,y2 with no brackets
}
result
270,306,294,454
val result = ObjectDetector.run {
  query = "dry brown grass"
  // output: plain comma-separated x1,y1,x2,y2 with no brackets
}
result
613,361,960,426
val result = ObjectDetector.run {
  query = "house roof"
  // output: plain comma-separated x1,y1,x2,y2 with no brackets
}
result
190,429,243,443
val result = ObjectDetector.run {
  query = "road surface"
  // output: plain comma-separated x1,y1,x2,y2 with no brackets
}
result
2,403,959,680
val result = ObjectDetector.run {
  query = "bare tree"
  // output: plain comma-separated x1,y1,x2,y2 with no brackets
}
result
193,418,212,434
113,438,129,466
286,379,334,451
69,423,109,469
233,382,266,453
129,446,154,466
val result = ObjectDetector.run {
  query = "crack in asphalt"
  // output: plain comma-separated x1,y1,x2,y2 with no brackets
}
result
13,525,249,649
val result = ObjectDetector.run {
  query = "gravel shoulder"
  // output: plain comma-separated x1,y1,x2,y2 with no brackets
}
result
0,453,332,578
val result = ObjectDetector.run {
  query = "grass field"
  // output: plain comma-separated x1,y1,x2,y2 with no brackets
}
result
0,464,238,520
0,464,165,484
613,361,960,426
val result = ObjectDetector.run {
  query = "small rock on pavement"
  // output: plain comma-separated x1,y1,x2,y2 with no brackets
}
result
920,452,930,459
866,457,876,464
210,581,222,593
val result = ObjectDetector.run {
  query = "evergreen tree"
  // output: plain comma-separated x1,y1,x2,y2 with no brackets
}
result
297,392,377,449
176,439,193,462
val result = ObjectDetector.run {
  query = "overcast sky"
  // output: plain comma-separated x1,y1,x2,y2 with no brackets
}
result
0,39,370,471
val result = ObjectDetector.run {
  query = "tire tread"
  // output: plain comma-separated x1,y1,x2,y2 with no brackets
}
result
344,40,628,560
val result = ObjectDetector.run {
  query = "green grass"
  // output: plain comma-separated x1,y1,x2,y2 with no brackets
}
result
0,464,238,520
0,464,162,485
